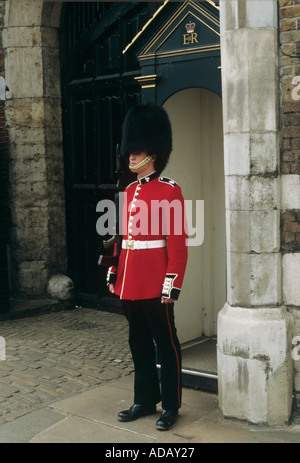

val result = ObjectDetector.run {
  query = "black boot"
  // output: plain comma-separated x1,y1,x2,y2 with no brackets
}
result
118,403,156,422
156,409,178,430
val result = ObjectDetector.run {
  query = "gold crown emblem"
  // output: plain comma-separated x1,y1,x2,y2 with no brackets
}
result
185,21,195,33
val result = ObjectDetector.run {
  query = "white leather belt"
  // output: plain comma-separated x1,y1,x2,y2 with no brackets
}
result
122,239,167,250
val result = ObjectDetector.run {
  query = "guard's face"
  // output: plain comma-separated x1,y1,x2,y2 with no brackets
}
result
128,152,157,176
129,152,148,170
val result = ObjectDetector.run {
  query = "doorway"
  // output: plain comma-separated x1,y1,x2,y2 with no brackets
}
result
163,88,226,382
60,2,160,306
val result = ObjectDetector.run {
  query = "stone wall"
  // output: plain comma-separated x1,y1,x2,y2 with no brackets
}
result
0,0,10,308
3,0,66,297
279,0,300,407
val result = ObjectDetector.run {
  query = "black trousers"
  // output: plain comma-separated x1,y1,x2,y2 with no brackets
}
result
122,298,182,411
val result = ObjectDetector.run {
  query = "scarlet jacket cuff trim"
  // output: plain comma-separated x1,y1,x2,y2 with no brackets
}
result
106,268,117,286
161,274,181,300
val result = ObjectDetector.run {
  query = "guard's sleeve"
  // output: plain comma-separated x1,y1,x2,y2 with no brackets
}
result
106,266,117,286
106,242,118,286
161,185,188,300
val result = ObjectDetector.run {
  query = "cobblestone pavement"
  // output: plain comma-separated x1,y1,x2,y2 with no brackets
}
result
0,307,133,426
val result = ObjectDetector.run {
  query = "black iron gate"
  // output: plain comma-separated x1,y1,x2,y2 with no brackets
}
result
60,2,160,306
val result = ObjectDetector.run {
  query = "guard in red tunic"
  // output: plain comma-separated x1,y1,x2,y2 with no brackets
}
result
107,103,188,431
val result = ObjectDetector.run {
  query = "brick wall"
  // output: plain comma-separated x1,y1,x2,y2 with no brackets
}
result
279,0,300,253
279,0,300,409
0,0,10,309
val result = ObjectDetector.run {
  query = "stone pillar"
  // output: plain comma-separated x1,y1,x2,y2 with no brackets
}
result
218,0,293,425
3,0,66,297
279,0,300,412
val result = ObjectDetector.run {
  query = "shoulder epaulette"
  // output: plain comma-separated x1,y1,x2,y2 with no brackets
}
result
158,177,178,187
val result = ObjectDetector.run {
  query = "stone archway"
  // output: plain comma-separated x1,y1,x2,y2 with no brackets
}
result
3,0,66,297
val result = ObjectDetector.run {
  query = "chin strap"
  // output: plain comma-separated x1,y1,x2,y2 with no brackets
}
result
129,155,153,171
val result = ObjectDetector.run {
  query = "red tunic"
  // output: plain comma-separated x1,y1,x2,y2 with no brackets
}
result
107,171,188,301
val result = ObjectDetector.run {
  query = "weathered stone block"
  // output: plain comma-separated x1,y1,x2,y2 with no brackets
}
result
8,125,45,147
227,252,281,306
218,354,269,423
218,304,293,425
8,143,46,161
17,261,48,296
249,253,281,306
249,132,279,174
245,0,278,28
10,157,47,185
42,48,61,98
44,98,62,127
281,174,300,209
224,133,250,176
10,207,49,258
250,176,280,211
225,176,249,211
5,0,44,28
226,209,279,253
224,132,279,176
41,26,59,49
2,26,42,48
10,178,49,206
222,28,278,133
250,210,280,253
41,2,62,28
44,126,63,145
5,47,44,98
283,253,300,306
226,210,250,253
225,175,280,211
5,98,45,128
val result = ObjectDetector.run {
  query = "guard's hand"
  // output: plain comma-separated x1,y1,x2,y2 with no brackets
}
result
109,284,115,294
161,297,176,304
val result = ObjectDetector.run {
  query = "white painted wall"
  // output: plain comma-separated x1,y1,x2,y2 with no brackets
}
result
164,87,226,343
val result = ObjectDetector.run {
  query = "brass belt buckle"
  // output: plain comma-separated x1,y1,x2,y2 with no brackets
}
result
126,240,134,250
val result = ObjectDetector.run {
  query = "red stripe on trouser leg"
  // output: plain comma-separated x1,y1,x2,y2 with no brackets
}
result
166,303,181,408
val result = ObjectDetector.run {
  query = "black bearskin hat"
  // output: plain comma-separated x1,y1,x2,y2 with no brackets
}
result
120,102,172,174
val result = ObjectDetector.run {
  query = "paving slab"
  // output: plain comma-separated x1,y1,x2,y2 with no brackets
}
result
0,408,64,443
31,416,157,444
29,375,300,444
